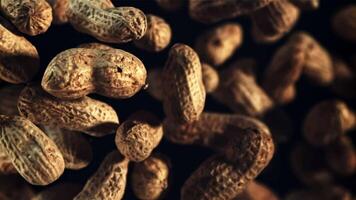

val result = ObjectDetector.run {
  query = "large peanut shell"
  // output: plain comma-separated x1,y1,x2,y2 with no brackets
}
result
18,86,119,137
42,48,147,100
0,115,65,185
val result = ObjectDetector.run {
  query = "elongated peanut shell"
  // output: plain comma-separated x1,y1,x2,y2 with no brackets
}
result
31,182,82,200
0,0,53,36
162,44,206,124
74,151,129,200
131,154,170,200
181,125,274,200
67,0,147,43
42,48,147,100
0,115,65,185
116,112,163,162
18,86,119,137
0,24,39,84
42,126,93,170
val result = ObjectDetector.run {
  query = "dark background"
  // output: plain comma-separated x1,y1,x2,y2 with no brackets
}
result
2,0,356,199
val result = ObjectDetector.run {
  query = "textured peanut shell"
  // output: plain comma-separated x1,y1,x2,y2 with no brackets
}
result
181,125,275,200
0,24,40,84
115,113,163,162
332,5,356,42
162,43,206,124
0,145,16,174
131,154,170,200
303,100,355,146
31,182,82,200
195,23,243,66
42,48,147,100
0,0,53,36
324,136,356,176
18,86,119,137
252,0,300,43
201,63,219,93
0,85,22,116
189,0,276,24
74,151,129,200
134,14,172,52
42,126,93,170
212,61,273,116
263,33,305,104
67,0,147,43
233,181,279,200
147,68,163,101
0,115,65,185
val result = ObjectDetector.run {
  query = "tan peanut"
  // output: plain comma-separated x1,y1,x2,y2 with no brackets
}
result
324,135,356,176
0,145,16,175
147,68,163,101
0,115,65,185
0,175,35,200
74,151,129,200
41,48,147,100
189,0,275,24
331,57,356,99
31,182,82,200
181,124,274,199
162,43,206,124
290,0,319,10
42,126,93,170
195,23,243,66
134,14,172,52
332,5,356,42
303,100,355,146
115,111,163,162
0,0,53,36
66,0,147,43
0,24,40,84
233,181,279,200
212,59,273,116
17,85,119,137
251,0,300,43
0,85,22,116
201,63,219,93
155,0,183,11
131,153,171,200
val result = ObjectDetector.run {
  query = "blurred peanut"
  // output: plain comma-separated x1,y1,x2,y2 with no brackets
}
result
147,68,163,101
332,5,356,42
290,0,320,10
331,57,356,99
201,63,219,93
155,0,183,11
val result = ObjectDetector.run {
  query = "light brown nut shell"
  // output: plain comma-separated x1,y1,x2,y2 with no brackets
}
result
31,182,82,200
67,0,147,43
162,43,206,124
74,151,129,200
0,115,65,185
42,126,93,170
131,154,171,200
42,48,147,100
17,85,119,137
195,23,243,66
0,24,40,84
0,0,53,36
134,14,172,52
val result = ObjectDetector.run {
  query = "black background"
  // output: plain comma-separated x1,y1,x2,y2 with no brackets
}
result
2,0,356,199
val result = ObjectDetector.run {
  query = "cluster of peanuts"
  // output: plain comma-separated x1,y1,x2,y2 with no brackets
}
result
0,0,355,199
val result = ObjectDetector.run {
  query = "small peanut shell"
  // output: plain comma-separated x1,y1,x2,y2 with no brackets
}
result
155,0,183,11
42,48,147,100
162,44,206,124
31,182,82,200
212,59,273,116
189,0,275,24
0,0,53,36
74,151,129,200
233,181,279,200
290,0,319,10
303,100,355,146
332,5,356,42
134,14,172,52
18,85,119,137
147,68,163,101
201,63,219,93
131,154,171,200
115,112,163,162
324,136,356,176
0,85,23,116
0,24,40,84
195,23,243,66
67,0,147,43
251,0,300,43
42,126,93,170
0,115,65,185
